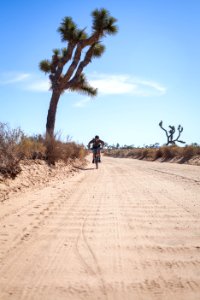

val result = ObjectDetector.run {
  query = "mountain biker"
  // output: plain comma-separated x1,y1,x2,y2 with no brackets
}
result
88,135,105,163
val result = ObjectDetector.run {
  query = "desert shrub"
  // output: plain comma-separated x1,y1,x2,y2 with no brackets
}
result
125,150,133,157
178,146,194,163
139,148,149,159
17,135,46,159
183,147,192,158
45,136,87,165
148,149,158,160
0,123,24,178
189,144,200,155
125,149,136,158
196,147,200,155
104,144,200,164
153,148,163,160
126,149,138,158
159,146,176,161
0,122,87,177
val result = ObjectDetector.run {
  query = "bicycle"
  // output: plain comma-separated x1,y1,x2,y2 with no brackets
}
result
90,147,103,169
93,149,100,169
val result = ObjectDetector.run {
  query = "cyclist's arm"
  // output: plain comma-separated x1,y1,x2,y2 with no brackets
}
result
99,140,105,147
88,139,94,148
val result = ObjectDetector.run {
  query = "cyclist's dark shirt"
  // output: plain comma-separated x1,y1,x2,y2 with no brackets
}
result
88,138,104,149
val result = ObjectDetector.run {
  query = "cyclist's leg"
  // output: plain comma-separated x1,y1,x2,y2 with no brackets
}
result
92,148,97,163
92,148,95,163
97,149,101,162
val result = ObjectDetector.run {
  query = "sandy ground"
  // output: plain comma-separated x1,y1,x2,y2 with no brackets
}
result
0,159,83,201
0,155,200,300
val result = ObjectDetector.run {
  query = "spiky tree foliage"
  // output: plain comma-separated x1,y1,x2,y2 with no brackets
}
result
159,121,186,145
39,8,118,138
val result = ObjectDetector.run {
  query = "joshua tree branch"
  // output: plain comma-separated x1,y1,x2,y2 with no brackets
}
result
175,125,185,143
159,121,170,145
62,44,95,90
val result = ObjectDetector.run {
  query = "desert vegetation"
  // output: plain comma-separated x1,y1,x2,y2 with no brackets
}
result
104,144,200,165
105,121,199,165
0,123,87,179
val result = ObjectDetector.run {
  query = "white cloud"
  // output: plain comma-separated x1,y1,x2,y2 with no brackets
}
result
0,71,51,92
74,98,91,108
89,73,167,97
73,73,167,107
26,80,51,92
90,75,134,94
0,72,30,84
0,71,167,98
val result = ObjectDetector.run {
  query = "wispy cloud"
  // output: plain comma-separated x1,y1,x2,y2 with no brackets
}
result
0,71,167,99
74,73,167,107
74,98,92,108
89,73,167,97
26,80,51,92
0,72,31,85
0,71,51,92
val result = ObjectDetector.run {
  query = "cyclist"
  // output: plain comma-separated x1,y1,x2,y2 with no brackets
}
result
88,135,105,163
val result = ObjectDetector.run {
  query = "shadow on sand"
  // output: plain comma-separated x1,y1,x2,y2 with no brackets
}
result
74,166,95,171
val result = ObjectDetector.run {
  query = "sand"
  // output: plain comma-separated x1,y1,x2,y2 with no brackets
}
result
0,155,200,299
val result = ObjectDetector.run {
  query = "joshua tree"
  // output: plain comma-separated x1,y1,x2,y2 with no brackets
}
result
159,121,186,145
39,8,118,138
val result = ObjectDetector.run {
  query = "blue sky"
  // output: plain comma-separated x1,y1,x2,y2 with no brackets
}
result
0,0,199,146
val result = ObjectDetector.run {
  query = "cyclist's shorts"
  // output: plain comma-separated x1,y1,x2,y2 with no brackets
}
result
92,147,100,154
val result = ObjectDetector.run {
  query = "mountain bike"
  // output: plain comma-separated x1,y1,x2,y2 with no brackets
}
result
90,147,103,169
93,149,100,169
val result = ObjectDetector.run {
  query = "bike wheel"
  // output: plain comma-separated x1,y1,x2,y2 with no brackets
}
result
95,157,98,169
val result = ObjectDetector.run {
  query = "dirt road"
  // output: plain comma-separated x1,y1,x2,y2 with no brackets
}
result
0,156,200,300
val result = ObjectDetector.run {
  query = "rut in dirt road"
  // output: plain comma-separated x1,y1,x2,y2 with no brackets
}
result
0,156,200,300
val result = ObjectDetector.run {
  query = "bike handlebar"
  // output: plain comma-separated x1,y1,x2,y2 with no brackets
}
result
88,146,103,150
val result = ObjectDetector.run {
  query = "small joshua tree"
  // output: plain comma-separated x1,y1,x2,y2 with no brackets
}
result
159,121,186,146
39,8,118,139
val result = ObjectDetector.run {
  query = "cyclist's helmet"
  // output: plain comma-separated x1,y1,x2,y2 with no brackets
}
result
95,135,99,139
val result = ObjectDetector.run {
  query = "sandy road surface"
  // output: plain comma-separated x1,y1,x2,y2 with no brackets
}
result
0,156,200,300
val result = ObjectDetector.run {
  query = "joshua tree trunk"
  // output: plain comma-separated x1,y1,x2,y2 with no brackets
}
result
46,91,61,138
